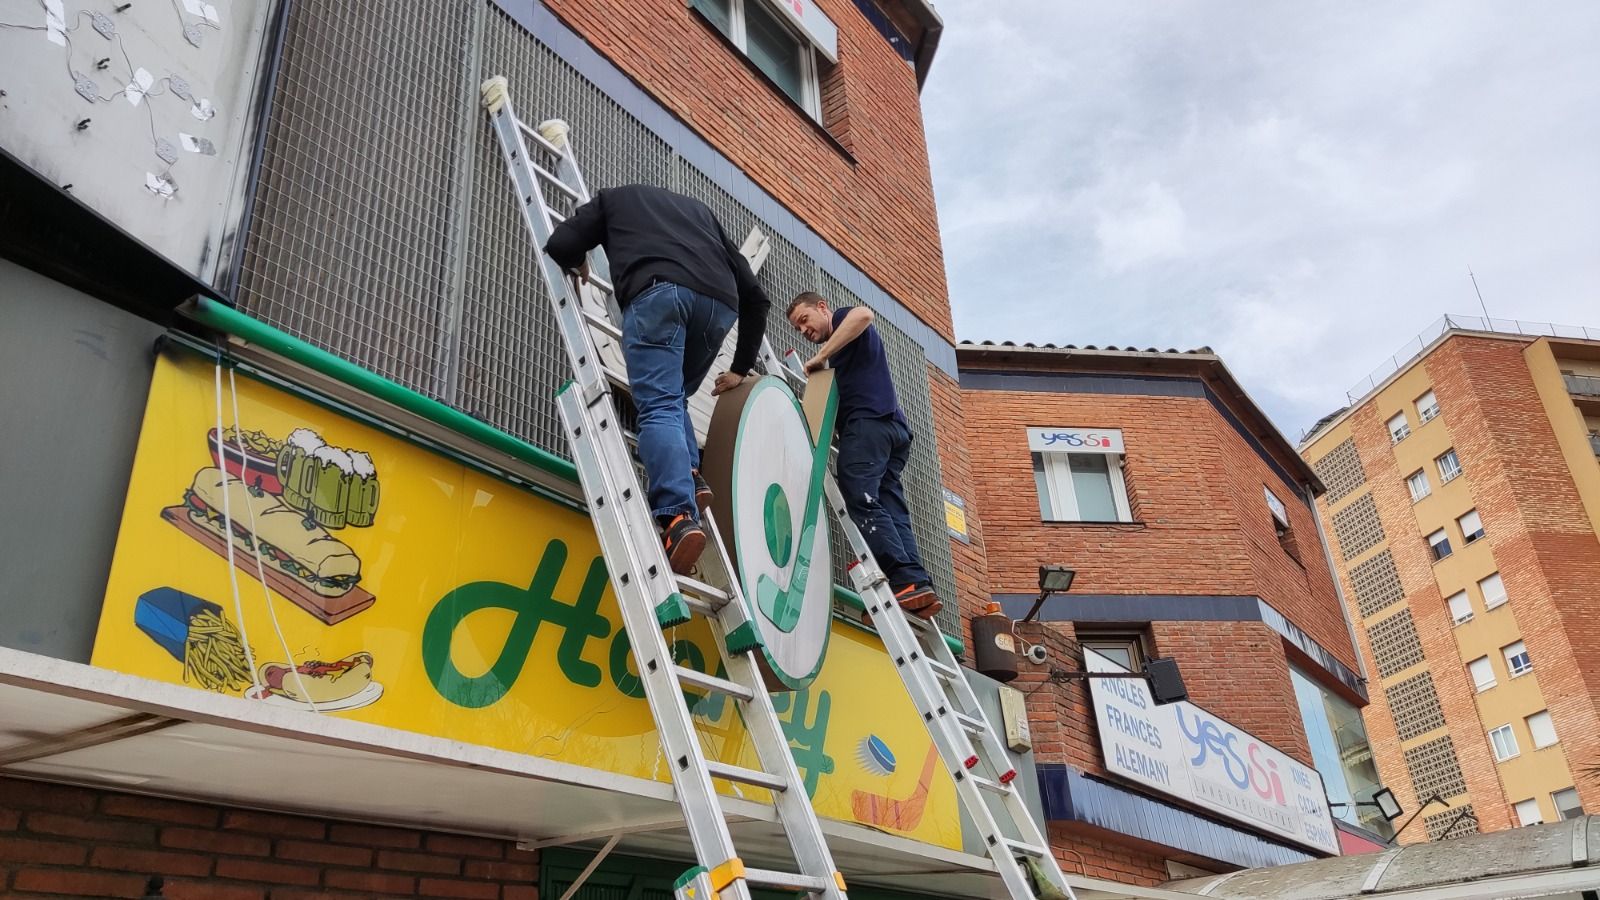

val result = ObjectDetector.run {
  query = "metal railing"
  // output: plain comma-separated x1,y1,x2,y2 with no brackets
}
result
1566,374,1600,398
1345,314,1600,405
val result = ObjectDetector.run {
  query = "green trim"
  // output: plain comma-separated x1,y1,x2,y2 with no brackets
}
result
188,301,964,657
190,297,580,485
673,865,708,891
724,621,763,655
655,592,691,629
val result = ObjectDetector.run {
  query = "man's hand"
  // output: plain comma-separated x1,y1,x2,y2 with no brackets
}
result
711,371,747,396
803,354,827,374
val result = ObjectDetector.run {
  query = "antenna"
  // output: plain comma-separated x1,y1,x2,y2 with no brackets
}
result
1468,267,1491,323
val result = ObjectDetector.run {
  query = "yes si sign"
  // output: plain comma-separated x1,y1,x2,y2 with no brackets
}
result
1026,427,1124,454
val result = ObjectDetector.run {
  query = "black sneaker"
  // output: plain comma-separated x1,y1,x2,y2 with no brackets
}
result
661,514,706,575
691,469,714,515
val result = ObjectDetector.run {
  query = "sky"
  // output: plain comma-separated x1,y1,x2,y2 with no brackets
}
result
921,1,1600,439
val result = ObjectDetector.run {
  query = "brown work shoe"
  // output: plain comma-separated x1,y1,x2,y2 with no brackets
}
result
894,583,939,617
661,514,706,575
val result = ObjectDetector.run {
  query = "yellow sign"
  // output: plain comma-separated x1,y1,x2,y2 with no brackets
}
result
91,352,959,848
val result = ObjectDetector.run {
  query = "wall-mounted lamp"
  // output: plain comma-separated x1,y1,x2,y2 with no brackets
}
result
1019,564,1075,624
1047,656,1189,706
1331,786,1404,821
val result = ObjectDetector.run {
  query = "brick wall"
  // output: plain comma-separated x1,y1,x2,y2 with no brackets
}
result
0,777,539,899
543,0,954,339
927,368,995,652
959,379,1357,673
1046,823,1173,886
1426,337,1600,813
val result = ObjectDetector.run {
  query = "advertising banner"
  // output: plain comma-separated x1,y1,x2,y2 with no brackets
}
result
90,352,959,849
1086,650,1340,855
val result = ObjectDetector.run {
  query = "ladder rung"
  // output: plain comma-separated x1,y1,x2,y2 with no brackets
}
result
531,163,580,199
674,665,754,702
927,659,959,681
744,868,831,892
970,774,1011,796
580,307,623,340
1004,838,1047,859
585,273,616,296
546,207,566,223
675,574,731,607
705,760,787,793
681,593,717,619
514,116,565,156
954,711,987,735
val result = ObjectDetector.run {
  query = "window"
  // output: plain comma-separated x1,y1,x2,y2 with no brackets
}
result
691,0,836,121
1514,798,1543,827
1468,656,1496,692
1028,428,1134,523
1406,469,1431,502
1488,724,1519,761
1447,591,1473,625
1437,449,1463,483
1458,509,1485,544
1503,640,1532,677
1479,572,1508,609
1553,787,1584,820
1291,666,1394,839
1080,633,1145,673
1264,486,1289,532
1387,412,1411,443
1427,528,1452,562
1526,710,1558,749
1416,390,1441,423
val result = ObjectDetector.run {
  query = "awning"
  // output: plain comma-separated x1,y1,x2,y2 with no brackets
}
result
0,647,1199,899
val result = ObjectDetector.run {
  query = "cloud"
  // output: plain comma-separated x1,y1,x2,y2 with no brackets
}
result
923,0,1600,435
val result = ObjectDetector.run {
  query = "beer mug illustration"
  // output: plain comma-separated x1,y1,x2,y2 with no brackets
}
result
309,446,353,529
277,428,326,516
343,450,381,528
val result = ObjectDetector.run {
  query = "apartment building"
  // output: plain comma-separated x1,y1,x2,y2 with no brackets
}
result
1300,315,1600,841
956,341,1391,886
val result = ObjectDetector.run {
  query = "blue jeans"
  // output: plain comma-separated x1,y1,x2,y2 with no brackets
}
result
836,415,930,588
621,281,736,521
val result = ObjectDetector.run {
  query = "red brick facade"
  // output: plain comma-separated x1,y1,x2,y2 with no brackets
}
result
0,777,540,898
1425,337,1600,814
962,348,1365,882
542,0,953,339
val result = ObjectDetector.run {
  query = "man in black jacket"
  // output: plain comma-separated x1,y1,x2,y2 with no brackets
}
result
545,184,769,574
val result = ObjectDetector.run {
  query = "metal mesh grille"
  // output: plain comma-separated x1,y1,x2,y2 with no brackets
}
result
1368,610,1425,678
236,0,960,617
1404,736,1468,799
1350,549,1405,618
1313,438,1366,502
236,0,474,396
1425,805,1478,841
1332,493,1385,561
1386,671,1446,740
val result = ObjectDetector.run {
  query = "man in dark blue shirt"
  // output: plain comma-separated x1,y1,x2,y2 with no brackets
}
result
787,292,938,619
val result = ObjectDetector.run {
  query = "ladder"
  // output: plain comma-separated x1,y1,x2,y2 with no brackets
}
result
480,76,1073,900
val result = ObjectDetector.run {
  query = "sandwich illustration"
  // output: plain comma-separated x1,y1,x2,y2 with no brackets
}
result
183,467,361,597
250,651,381,710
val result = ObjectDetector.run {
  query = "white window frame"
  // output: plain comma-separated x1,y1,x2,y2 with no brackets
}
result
1514,798,1543,827
1029,428,1134,524
1406,469,1431,503
1468,656,1496,692
1552,787,1583,820
1503,640,1533,677
1446,590,1473,626
1526,710,1558,749
1387,412,1411,444
1479,572,1508,610
1458,509,1485,544
1416,390,1441,424
691,0,824,119
1264,486,1289,530
1427,528,1452,562
1437,449,1463,483
1488,724,1519,762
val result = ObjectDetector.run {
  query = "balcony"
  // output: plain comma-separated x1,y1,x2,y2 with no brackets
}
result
1566,374,1600,398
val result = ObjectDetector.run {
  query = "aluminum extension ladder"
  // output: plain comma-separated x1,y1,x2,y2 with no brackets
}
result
481,75,1072,900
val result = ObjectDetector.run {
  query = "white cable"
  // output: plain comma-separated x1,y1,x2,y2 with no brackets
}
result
227,367,320,714
213,358,262,695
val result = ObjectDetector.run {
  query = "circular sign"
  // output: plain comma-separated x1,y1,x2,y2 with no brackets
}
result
701,375,835,691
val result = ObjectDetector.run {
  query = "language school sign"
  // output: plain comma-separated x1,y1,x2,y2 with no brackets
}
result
1085,650,1340,855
